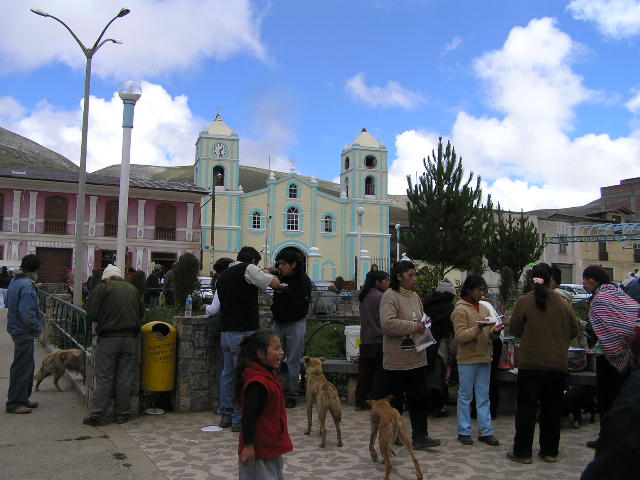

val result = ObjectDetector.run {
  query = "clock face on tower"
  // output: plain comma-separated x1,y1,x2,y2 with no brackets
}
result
212,142,228,158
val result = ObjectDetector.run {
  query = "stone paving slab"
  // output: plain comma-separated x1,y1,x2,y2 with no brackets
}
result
123,402,598,480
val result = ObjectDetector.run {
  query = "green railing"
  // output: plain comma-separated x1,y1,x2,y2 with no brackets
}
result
38,290,91,352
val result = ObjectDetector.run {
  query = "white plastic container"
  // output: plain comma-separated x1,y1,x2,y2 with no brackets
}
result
344,325,361,362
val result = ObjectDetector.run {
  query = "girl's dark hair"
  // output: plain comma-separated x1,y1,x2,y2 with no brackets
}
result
359,270,390,302
234,329,278,404
531,263,551,311
583,265,612,286
390,260,416,291
460,274,487,298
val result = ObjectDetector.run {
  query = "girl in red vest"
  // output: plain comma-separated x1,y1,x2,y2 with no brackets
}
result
235,329,293,479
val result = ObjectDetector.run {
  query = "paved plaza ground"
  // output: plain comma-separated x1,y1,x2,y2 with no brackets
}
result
1,309,598,479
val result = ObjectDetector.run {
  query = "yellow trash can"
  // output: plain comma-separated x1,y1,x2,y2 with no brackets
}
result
141,321,177,392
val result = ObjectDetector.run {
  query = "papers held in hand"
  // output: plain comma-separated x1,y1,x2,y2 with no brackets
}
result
414,313,436,352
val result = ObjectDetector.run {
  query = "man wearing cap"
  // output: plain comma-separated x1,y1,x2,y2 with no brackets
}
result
83,264,145,426
6,254,43,414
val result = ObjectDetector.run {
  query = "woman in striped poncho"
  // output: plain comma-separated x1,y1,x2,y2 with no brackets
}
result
583,265,640,449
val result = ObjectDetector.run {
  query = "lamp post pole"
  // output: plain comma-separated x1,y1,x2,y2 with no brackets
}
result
357,206,365,288
30,7,130,305
395,223,401,263
210,173,222,276
115,81,142,274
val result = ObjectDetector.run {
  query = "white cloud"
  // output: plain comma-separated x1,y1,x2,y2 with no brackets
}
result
387,17,640,211
0,0,268,79
626,90,640,113
0,82,295,174
442,36,463,55
568,0,640,39
345,73,426,110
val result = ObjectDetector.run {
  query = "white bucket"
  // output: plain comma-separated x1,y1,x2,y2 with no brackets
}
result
344,325,361,362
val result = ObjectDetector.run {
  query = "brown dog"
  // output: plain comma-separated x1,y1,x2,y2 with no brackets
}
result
303,356,343,448
34,349,85,391
368,396,423,480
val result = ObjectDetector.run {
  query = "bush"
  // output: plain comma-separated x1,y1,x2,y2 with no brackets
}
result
143,305,180,325
334,276,345,293
414,265,440,299
173,252,201,308
129,270,146,297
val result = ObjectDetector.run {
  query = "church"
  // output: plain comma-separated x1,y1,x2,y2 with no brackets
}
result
194,113,392,285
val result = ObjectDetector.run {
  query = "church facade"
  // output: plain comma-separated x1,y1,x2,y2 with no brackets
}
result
194,114,391,284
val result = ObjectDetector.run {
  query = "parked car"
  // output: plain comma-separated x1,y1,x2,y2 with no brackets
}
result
558,284,591,303
197,276,214,302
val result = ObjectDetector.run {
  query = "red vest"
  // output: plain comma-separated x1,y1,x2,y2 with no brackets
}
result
238,362,293,459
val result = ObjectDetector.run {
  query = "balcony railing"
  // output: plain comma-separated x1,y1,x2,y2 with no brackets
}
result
104,223,117,237
155,226,176,241
44,219,67,234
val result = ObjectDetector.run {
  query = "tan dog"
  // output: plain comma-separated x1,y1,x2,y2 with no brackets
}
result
303,356,343,448
368,396,423,480
34,349,85,391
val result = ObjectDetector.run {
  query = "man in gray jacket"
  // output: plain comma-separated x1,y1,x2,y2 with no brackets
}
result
5,254,42,414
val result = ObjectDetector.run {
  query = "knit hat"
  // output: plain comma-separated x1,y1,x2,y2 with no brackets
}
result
436,278,456,295
102,264,123,280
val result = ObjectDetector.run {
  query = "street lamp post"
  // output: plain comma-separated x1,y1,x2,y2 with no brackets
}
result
30,7,130,305
115,81,142,274
210,173,222,275
356,206,365,288
395,223,401,263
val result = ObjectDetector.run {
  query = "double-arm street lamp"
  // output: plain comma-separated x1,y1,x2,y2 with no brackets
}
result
30,7,130,305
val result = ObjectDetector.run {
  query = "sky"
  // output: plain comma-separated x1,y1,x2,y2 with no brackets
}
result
1,0,640,211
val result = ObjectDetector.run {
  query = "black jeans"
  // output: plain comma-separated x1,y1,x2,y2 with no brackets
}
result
355,343,385,407
6,336,35,411
91,336,137,418
513,369,565,458
596,354,629,424
384,366,429,441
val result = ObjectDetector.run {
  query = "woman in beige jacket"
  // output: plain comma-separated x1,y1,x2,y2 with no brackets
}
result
452,274,503,447
380,260,441,450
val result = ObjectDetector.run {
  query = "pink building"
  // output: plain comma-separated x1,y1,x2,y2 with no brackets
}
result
0,167,207,283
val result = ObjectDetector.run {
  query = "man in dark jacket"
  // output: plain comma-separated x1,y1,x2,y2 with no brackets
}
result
5,255,42,414
271,249,312,408
581,370,640,480
83,264,145,426
145,264,163,307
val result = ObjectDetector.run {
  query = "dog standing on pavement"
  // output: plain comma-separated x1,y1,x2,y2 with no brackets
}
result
368,396,423,480
34,349,85,391
303,356,343,448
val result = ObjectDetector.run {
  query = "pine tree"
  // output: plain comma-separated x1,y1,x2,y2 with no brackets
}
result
485,205,544,303
404,137,493,279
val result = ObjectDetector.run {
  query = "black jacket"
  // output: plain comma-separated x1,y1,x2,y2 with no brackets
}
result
422,292,455,342
270,271,312,323
86,279,145,336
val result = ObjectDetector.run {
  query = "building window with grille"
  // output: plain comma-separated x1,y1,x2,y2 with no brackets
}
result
634,244,640,263
155,203,177,241
251,211,263,229
286,206,300,231
559,235,568,254
598,241,608,261
323,215,334,233
213,166,225,187
0,192,4,231
44,195,68,234
104,199,118,237
288,183,298,199
365,176,375,196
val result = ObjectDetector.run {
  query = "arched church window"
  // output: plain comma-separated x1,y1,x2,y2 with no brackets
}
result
323,215,334,233
213,166,225,187
44,195,68,234
251,211,262,229
104,199,118,237
345,177,349,197
344,156,350,170
365,176,375,196
286,206,300,231
288,183,298,199
365,155,377,169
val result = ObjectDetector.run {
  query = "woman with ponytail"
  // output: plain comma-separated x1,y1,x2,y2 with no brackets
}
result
508,263,579,464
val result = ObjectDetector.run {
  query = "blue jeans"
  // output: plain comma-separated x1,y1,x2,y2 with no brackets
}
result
272,319,306,400
219,330,255,424
457,362,493,437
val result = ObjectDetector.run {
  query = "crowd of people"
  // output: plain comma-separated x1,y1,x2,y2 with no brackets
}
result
4,251,640,479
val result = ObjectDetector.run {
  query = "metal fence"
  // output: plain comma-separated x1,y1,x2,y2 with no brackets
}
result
38,290,91,352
